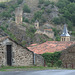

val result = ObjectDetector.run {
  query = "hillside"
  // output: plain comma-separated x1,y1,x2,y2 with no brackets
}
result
0,0,10,2
0,0,75,46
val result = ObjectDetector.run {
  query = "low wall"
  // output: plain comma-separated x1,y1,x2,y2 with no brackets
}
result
35,54,44,66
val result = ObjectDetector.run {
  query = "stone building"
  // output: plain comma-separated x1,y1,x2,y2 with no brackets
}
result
0,36,44,66
15,7,23,24
34,21,54,38
34,20,39,29
35,29,54,38
60,24,70,41
60,44,75,69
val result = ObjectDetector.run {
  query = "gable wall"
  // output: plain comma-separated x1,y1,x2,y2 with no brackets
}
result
0,38,34,66
60,45,75,68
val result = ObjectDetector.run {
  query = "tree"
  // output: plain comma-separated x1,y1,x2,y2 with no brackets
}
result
23,4,31,13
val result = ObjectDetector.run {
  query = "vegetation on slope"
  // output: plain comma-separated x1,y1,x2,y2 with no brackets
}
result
56,0,75,30
0,0,75,45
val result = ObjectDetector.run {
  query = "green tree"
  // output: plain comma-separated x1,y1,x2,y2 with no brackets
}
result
23,4,31,13
34,11,43,20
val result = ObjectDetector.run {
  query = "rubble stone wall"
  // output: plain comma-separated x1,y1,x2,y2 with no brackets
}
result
60,44,75,69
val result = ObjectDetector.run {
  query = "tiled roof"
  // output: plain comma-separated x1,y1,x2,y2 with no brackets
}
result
27,41,75,54
44,29,52,31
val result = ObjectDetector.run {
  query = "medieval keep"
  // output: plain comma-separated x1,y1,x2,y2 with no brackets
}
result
15,7,23,24
60,24,70,41
0,36,44,66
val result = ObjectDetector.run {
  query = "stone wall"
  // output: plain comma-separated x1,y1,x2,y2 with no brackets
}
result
35,54,44,66
0,38,44,66
60,44,75,69
61,36,70,41
0,38,34,66
35,29,54,38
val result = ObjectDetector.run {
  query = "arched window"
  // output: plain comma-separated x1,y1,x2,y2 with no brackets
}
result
62,38,63,41
64,38,65,41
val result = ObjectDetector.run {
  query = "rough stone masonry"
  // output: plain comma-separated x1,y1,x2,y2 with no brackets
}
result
0,36,44,66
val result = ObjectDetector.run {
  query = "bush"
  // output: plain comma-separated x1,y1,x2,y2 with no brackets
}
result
71,31,75,36
42,52,62,67
34,11,43,20
40,16,46,23
47,63,52,67
52,28,60,36
52,17,61,24
46,9,51,13
44,1,50,6
39,0,44,4
56,35,61,41
0,11,11,18
25,18,29,23
41,6,45,10
17,0,23,4
23,4,31,13
0,3,7,8
38,4,41,8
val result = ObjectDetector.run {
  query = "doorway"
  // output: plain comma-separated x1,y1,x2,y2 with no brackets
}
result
7,45,12,66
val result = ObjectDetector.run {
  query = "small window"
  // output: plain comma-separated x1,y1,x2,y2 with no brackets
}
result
64,38,65,41
62,38,63,41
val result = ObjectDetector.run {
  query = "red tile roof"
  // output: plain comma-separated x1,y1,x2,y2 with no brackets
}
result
44,29,52,31
27,41,75,54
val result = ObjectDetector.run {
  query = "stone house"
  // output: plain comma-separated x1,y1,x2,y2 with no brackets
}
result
0,36,44,66
60,44,75,69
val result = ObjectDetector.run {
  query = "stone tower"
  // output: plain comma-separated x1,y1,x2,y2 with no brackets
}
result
34,20,39,29
60,24,70,41
15,7,23,24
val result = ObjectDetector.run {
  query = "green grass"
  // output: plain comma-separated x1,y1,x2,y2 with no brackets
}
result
0,66,63,71
0,66,75,71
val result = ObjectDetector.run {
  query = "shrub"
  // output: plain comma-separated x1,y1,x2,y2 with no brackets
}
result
55,35,61,41
39,0,44,4
23,17,29,23
38,4,41,8
52,28,60,36
47,63,52,67
46,9,51,13
41,6,45,10
0,11,11,18
40,16,46,23
25,18,29,23
34,11,43,20
71,31,75,36
52,17,61,24
0,3,7,8
42,52,62,67
56,60,62,67
23,4,31,13
17,0,23,4
44,1,50,6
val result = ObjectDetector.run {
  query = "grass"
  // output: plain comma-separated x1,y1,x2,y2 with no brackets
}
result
0,66,63,71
